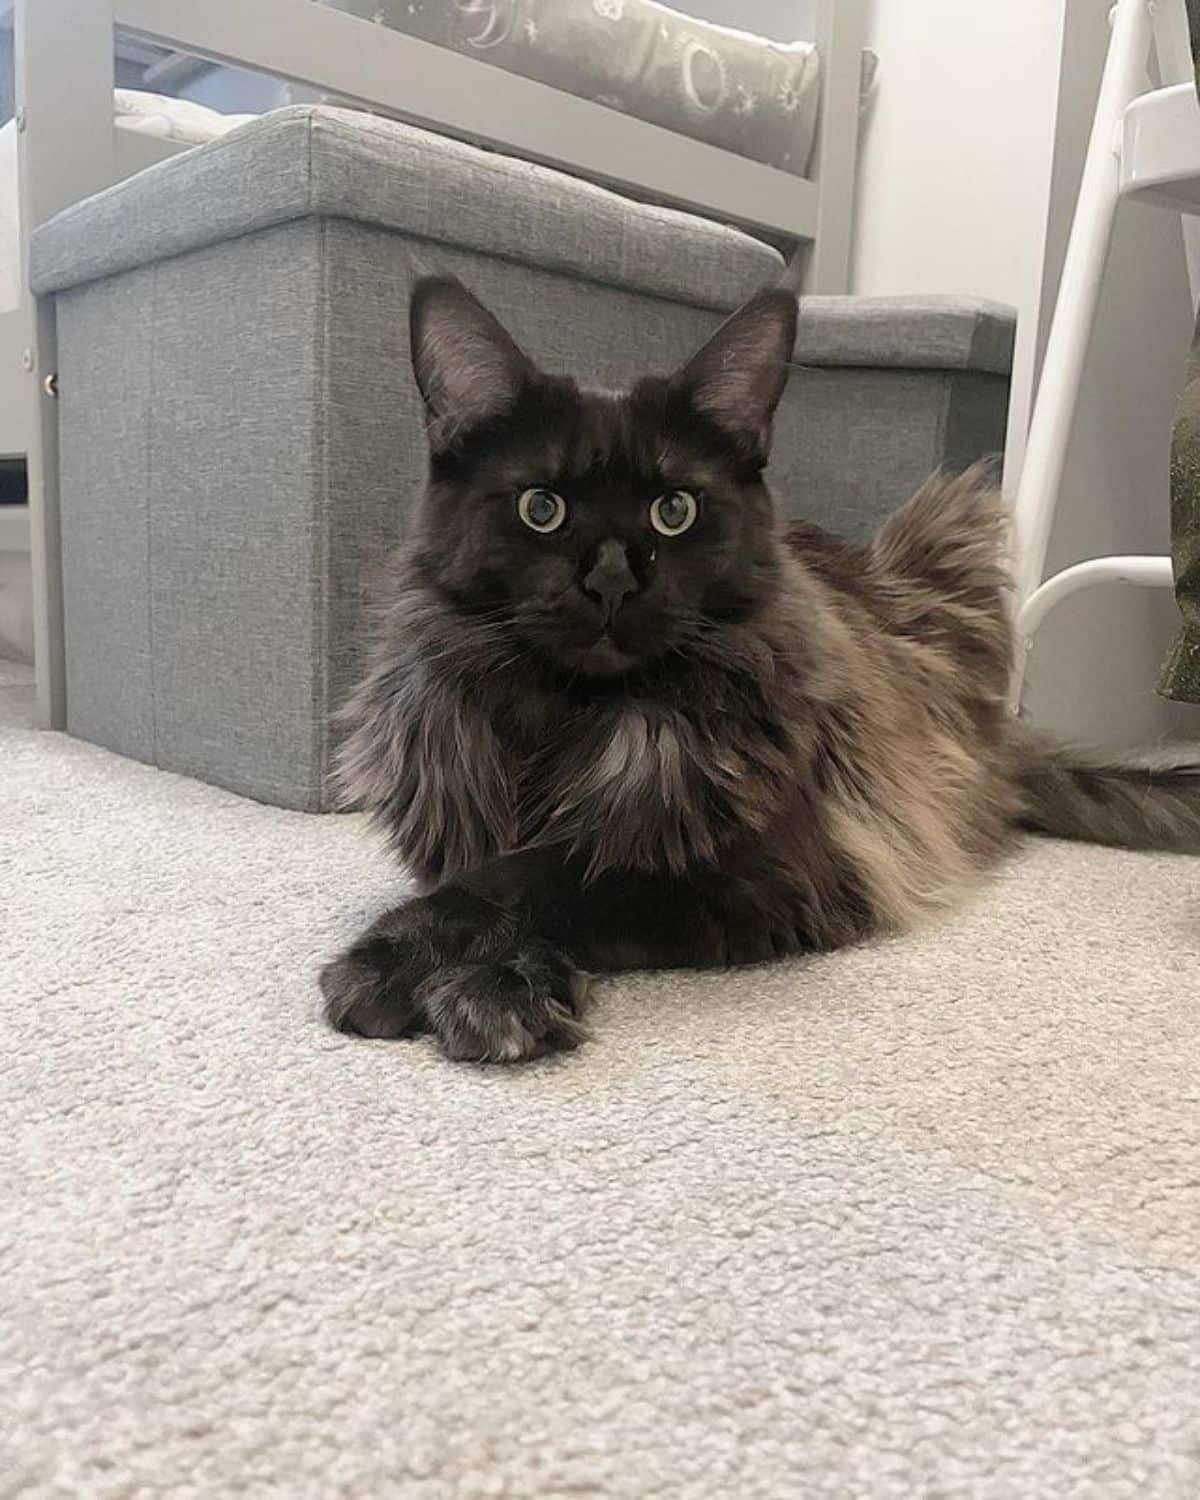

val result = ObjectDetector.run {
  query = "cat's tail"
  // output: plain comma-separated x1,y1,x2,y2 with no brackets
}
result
1015,728,1200,852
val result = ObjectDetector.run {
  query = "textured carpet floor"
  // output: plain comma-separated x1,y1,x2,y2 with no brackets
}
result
3,663,1200,1498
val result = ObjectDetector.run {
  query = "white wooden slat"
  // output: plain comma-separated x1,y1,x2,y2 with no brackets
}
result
12,0,114,727
18,0,116,230
807,0,866,293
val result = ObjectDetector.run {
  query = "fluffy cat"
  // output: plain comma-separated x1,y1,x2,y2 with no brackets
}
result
320,276,1200,1062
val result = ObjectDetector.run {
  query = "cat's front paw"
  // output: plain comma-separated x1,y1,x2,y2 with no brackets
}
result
417,945,590,1063
320,935,430,1039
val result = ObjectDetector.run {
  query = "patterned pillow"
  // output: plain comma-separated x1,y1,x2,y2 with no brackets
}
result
314,0,822,175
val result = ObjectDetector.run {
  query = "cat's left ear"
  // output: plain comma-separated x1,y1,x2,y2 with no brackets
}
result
671,288,797,464
410,276,536,451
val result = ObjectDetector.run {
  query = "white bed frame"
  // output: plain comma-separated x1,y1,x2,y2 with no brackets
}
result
2,0,867,728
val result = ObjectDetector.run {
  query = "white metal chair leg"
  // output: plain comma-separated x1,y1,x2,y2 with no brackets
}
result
1015,554,1175,645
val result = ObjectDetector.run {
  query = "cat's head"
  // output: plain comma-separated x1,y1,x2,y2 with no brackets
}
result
408,276,797,678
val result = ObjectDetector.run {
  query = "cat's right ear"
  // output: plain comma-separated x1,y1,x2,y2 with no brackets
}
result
671,288,797,465
410,277,536,452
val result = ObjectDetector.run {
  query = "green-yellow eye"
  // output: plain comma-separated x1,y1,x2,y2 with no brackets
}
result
650,490,698,536
517,487,566,533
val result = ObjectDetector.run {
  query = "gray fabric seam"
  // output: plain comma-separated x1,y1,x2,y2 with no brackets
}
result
144,263,160,769
312,213,332,812
967,307,987,377
306,110,317,223
933,371,952,479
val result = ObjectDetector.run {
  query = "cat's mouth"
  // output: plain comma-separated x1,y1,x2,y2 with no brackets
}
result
565,628,641,677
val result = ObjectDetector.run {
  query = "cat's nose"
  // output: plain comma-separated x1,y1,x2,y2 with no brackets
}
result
582,539,639,624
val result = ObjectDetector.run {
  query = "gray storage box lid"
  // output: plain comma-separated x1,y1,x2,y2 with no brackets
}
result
30,104,783,312
796,295,1015,374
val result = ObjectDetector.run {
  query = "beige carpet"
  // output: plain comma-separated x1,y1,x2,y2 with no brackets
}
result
4,662,1200,1498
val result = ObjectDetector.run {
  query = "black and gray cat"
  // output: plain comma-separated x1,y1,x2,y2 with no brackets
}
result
320,276,1200,1062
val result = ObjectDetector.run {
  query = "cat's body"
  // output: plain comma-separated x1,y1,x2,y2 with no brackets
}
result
321,278,1200,1061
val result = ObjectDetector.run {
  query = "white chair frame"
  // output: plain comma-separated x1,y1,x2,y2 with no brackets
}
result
1010,0,1200,709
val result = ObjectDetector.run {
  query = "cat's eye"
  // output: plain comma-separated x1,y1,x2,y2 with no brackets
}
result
517,487,567,533
650,490,698,536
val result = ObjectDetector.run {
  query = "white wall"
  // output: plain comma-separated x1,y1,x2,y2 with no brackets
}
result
851,0,1200,748
852,1,1064,307
851,0,1066,481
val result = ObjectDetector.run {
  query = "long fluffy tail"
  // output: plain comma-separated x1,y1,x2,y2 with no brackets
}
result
1016,730,1200,852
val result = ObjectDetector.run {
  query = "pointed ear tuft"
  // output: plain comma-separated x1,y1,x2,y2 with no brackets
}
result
409,277,536,451
672,289,797,464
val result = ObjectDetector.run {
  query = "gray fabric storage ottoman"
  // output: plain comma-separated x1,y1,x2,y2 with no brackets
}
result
31,106,1014,812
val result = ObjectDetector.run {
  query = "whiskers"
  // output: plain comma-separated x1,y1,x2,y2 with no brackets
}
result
670,611,771,679
406,600,545,688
